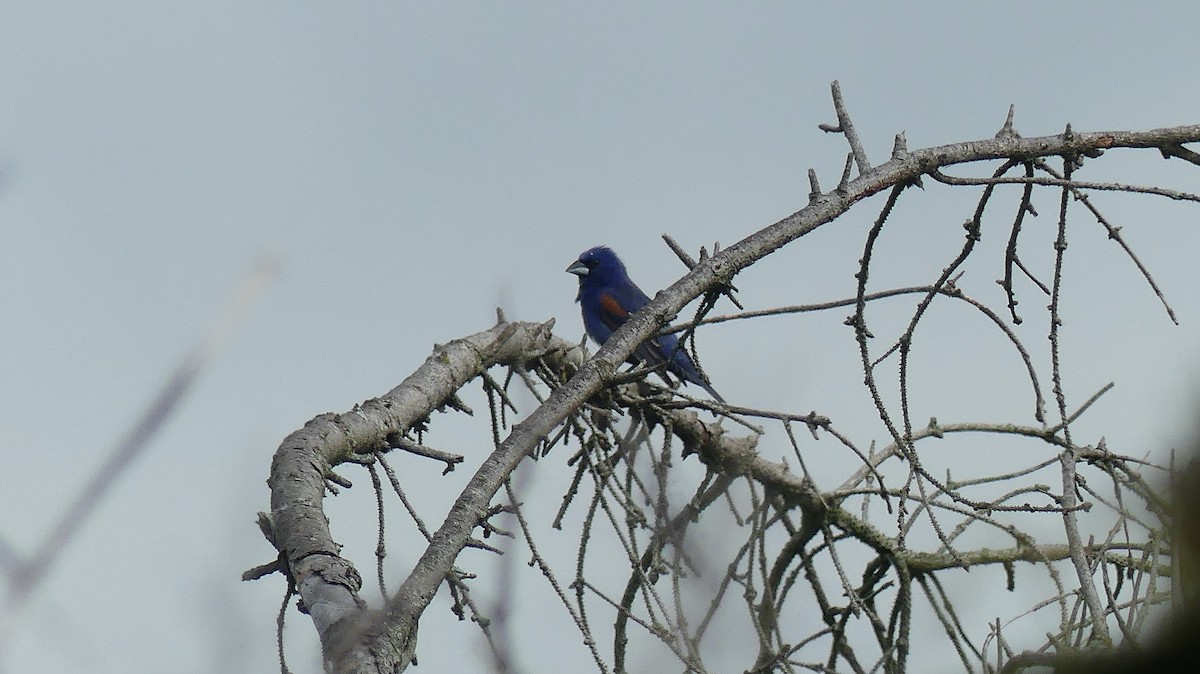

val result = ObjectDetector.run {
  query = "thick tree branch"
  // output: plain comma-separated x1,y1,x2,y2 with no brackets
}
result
258,319,580,671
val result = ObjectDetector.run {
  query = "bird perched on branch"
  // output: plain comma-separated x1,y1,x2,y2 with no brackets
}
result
567,245,723,403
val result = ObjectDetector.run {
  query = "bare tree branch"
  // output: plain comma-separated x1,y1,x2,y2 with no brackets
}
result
256,319,580,670
256,117,1200,672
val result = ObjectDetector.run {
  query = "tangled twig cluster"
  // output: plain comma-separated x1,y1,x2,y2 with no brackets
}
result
251,84,1200,673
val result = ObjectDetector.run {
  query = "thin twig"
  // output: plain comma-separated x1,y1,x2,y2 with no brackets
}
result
820,80,871,174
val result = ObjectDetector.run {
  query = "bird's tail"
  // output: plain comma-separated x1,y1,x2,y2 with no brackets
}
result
698,379,724,404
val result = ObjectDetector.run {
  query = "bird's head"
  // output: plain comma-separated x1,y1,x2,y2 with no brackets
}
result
566,246,626,284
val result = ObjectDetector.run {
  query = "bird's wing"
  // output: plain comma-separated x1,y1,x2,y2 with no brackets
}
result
595,291,631,333
596,286,669,366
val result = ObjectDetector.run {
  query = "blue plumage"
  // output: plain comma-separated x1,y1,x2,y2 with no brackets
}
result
567,246,723,403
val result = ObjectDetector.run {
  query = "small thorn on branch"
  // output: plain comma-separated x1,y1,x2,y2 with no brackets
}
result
996,105,1019,139
465,537,505,555
241,559,283,581
440,393,473,415
661,234,742,308
808,168,822,202
838,153,854,191
389,435,465,473
891,132,908,160
1161,143,1200,167
325,468,353,489
662,234,697,269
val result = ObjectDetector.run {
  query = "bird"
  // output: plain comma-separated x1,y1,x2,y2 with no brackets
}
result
567,245,724,403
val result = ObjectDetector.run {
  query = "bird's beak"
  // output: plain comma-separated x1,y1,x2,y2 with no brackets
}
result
566,260,588,276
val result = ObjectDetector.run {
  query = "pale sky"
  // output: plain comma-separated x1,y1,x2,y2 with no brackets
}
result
2,3,1199,672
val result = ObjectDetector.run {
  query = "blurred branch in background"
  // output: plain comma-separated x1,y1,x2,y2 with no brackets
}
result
0,254,279,652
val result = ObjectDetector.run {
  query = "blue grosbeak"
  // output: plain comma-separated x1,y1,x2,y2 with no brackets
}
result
567,246,724,402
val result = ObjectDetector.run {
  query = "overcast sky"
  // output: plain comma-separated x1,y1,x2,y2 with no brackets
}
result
2,3,1199,673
